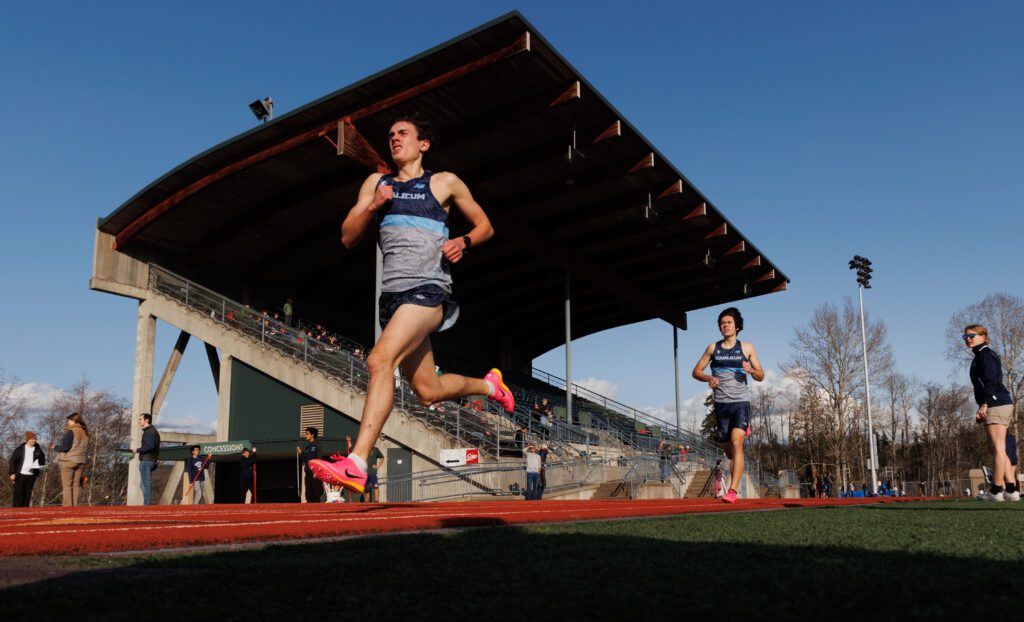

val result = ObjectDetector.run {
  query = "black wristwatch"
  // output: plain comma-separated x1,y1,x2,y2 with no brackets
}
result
462,235,472,249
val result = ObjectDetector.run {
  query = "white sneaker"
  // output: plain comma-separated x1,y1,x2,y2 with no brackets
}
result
1005,491,1021,501
977,491,1005,502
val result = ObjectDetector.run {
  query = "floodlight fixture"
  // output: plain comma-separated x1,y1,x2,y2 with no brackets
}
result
249,97,274,123
849,255,873,288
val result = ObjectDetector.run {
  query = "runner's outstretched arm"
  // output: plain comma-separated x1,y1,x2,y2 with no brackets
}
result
436,172,493,264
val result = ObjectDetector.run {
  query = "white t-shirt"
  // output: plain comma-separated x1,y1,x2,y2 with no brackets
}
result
20,445,40,475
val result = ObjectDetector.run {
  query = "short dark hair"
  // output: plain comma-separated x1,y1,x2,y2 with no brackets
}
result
140,413,152,424
190,445,200,453
387,112,436,145
718,307,744,332
305,427,319,439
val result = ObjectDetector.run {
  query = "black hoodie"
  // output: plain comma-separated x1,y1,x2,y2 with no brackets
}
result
970,344,1013,407
8,443,46,476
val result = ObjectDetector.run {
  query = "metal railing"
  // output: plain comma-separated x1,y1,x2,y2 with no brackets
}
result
150,265,529,459
525,369,737,464
377,458,610,502
618,455,696,499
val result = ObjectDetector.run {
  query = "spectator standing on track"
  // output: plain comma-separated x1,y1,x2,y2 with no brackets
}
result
364,445,384,502
309,113,512,495
297,427,321,503
524,444,542,501
130,413,159,506
691,307,764,503
9,432,45,507
240,447,257,503
187,445,209,504
54,413,90,507
964,324,1017,501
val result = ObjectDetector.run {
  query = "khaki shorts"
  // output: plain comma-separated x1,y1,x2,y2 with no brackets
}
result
985,404,1015,426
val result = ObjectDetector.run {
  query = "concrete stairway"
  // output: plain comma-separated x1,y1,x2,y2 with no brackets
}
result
685,470,715,498
590,480,628,500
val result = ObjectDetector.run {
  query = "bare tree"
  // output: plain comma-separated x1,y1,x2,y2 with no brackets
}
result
879,371,917,472
44,379,131,506
782,298,892,491
946,293,1024,435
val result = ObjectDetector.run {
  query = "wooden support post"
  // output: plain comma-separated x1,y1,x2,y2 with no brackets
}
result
205,343,220,392
161,462,184,505
151,330,190,420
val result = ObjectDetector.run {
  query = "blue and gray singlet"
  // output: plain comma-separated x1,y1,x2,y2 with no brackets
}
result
376,171,452,293
711,339,750,403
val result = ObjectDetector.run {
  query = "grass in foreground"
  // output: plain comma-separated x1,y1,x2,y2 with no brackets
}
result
0,500,1021,620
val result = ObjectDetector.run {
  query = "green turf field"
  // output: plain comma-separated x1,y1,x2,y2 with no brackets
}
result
1,500,1021,620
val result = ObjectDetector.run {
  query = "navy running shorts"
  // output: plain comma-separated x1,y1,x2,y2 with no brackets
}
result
379,284,460,333
714,401,750,443
366,473,379,490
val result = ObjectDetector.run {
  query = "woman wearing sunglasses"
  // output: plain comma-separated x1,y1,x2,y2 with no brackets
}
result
965,325,1017,501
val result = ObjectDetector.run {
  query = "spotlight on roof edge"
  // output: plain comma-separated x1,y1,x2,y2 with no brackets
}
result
249,97,274,123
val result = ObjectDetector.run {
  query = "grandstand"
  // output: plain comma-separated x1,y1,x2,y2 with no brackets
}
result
89,12,788,504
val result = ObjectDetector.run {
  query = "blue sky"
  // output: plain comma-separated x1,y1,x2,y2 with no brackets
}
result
1,1,1021,433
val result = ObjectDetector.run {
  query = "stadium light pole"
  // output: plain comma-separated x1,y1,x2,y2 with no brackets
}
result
849,255,878,494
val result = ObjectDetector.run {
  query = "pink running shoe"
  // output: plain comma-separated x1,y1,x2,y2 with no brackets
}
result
485,368,515,412
309,457,366,494
722,489,738,503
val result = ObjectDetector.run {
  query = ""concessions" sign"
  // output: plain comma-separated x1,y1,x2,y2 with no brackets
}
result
199,440,252,455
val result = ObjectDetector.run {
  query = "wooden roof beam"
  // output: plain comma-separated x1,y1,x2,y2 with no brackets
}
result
549,81,581,107
113,33,532,249
704,222,728,240
684,202,707,220
337,120,391,173
628,153,655,174
591,120,621,144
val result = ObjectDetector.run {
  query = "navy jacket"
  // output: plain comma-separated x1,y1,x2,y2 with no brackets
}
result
138,426,161,461
187,455,206,482
239,454,257,481
970,345,1013,407
54,430,75,452
300,441,320,468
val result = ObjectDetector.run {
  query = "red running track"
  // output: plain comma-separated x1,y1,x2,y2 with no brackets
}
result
0,497,939,556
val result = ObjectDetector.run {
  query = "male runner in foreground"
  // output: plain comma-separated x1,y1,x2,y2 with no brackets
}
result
309,113,514,493
692,307,764,503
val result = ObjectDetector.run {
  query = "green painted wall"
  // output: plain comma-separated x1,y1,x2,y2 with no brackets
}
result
229,359,360,449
